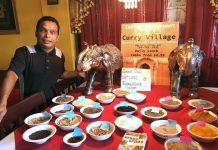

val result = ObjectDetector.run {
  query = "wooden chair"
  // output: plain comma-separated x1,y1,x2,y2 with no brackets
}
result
0,91,47,140
55,74,84,95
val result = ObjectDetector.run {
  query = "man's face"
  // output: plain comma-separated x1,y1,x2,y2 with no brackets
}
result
35,21,59,52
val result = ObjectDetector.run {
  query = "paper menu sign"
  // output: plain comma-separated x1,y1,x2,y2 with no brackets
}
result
121,68,151,91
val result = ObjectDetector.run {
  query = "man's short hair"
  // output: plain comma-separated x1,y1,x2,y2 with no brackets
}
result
36,16,60,34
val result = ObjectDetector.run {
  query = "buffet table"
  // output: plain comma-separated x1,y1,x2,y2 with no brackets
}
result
14,85,218,150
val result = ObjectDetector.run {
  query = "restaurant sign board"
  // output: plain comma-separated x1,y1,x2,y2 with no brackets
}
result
121,22,179,58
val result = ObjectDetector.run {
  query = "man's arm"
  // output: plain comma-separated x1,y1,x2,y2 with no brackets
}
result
0,71,18,122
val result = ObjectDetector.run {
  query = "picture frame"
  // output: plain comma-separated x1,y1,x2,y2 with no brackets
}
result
0,0,19,34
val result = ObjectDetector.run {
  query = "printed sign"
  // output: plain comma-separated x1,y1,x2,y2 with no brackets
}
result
120,22,179,85
121,68,151,91
121,22,179,58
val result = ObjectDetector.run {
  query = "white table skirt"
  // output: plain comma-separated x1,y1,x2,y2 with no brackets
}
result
0,132,15,150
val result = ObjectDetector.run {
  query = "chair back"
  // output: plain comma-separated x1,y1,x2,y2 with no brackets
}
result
55,75,83,94
0,91,47,140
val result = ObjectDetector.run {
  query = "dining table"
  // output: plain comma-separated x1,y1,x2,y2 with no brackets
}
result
12,84,218,150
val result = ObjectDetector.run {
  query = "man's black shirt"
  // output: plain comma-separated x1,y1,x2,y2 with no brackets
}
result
8,45,65,103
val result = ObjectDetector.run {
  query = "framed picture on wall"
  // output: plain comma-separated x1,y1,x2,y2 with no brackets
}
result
0,0,19,34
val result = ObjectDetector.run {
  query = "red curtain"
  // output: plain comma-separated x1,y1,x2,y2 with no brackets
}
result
80,0,167,49
181,0,216,86
79,0,217,86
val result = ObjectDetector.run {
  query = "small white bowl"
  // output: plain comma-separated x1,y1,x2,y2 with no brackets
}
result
55,114,82,131
164,137,202,150
188,99,215,110
63,132,86,147
150,120,182,139
159,97,182,110
50,104,74,117
24,112,52,126
188,109,217,124
140,106,167,120
112,88,130,97
187,122,218,142
86,121,115,141
125,93,146,104
114,115,143,132
72,98,94,109
80,105,104,119
114,103,137,115
23,125,56,144
52,95,74,104
96,93,116,104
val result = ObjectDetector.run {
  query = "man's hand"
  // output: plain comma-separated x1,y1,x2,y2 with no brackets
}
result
0,104,7,122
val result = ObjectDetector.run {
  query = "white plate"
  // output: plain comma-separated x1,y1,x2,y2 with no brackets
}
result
125,93,146,103
188,99,215,110
114,115,143,131
140,106,167,120
52,95,74,104
23,125,56,144
164,137,202,150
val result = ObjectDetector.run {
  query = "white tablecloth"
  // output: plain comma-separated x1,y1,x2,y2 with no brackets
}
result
0,132,15,150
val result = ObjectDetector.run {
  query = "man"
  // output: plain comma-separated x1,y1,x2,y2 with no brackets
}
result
0,16,78,122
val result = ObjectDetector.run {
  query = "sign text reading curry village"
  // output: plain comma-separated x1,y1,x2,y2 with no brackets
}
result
121,22,179,58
